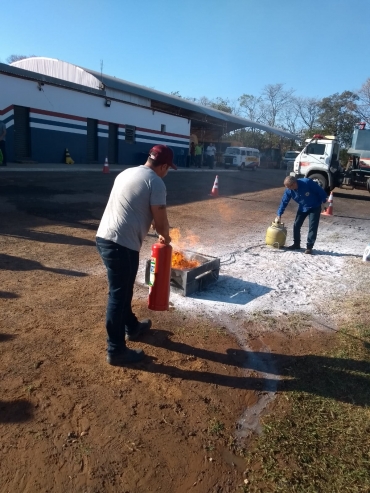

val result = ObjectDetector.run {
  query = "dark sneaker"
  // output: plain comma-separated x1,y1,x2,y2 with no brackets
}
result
286,244,301,250
305,248,313,255
125,319,152,341
106,348,144,366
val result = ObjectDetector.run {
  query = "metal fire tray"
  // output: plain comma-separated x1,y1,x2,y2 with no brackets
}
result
145,252,220,297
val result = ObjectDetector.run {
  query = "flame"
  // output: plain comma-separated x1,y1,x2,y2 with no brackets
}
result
170,228,201,269
171,228,200,251
172,250,200,270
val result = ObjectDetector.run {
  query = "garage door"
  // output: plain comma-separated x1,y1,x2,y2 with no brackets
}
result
108,123,118,164
14,106,31,161
87,118,98,163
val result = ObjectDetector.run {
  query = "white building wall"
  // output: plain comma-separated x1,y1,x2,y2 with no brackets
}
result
0,73,190,136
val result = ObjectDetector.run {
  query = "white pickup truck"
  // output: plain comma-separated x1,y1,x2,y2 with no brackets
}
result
281,150,299,171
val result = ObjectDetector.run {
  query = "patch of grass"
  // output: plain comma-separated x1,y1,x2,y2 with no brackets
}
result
247,311,312,334
208,418,225,436
76,442,91,457
24,385,35,394
204,441,215,452
241,296,370,492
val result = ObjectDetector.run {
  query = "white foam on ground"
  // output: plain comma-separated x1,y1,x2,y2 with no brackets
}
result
138,217,370,319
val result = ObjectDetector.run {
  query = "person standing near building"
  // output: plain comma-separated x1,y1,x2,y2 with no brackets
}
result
275,176,327,254
195,142,202,168
206,142,217,169
189,142,196,167
0,120,7,166
96,144,177,366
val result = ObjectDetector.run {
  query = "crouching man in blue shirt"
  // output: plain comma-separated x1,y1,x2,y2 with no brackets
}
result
276,176,328,254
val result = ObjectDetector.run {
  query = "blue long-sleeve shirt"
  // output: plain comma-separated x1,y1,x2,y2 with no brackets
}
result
277,178,328,217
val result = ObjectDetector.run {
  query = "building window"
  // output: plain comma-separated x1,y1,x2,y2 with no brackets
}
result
161,124,166,133
125,125,136,143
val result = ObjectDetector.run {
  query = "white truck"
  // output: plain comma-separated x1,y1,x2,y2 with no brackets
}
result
291,125,370,193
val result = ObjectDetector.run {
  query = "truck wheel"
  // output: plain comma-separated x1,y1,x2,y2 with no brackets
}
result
309,173,328,190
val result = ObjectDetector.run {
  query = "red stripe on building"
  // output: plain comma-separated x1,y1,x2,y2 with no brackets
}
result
0,105,14,115
30,108,87,122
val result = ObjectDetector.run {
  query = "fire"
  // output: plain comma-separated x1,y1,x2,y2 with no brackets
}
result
171,228,200,250
172,250,200,270
170,228,201,269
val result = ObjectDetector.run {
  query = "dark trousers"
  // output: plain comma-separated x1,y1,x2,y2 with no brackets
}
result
195,155,202,167
0,141,7,165
293,206,321,248
206,155,214,169
96,237,139,355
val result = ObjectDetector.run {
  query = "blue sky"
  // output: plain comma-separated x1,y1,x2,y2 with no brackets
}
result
2,0,369,103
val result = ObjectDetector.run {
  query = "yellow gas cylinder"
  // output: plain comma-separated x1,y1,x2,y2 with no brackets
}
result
265,221,287,248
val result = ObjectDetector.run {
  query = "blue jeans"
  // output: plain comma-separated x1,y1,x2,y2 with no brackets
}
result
96,237,139,355
293,206,321,248
206,155,214,168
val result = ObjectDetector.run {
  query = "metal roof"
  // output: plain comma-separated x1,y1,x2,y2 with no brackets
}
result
0,61,102,96
86,67,297,139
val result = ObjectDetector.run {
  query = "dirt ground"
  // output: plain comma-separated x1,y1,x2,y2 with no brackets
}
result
0,168,369,493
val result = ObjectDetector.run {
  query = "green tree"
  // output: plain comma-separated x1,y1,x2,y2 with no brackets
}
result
197,96,236,114
260,83,295,128
7,54,37,64
293,96,320,132
317,91,359,147
356,78,370,125
238,94,265,122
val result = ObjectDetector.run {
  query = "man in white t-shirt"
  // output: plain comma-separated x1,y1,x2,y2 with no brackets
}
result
206,142,217,169
96,145,177,366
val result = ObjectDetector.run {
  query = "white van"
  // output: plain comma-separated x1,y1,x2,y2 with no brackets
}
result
223,147,260,170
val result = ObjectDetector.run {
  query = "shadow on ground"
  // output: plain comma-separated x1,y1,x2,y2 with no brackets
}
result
0,400,34,423
189,276,272,304
139,329,370,407
0,253,88,277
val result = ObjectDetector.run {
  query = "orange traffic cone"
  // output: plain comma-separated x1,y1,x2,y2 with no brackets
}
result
102,157,110,174
209,175,219,197
321,191,333,216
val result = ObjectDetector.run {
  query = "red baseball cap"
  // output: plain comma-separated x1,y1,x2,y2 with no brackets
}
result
149,145,177,170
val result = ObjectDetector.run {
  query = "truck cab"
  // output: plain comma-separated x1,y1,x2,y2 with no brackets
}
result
292,135,342,191
292,127,370,193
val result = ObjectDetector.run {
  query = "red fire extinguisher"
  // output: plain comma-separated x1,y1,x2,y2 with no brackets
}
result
148,242,172,311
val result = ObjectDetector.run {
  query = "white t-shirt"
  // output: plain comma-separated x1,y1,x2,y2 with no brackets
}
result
206,145,216,156
96,166,166,251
